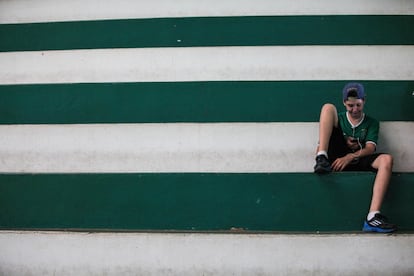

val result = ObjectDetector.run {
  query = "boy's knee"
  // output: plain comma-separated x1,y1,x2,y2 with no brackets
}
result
321,103,336,112
379,154,393,169
384,154,393,166
319,103,338,127
320,103,338,118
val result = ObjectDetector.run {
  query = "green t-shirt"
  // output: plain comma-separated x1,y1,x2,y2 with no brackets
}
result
338,111,379,147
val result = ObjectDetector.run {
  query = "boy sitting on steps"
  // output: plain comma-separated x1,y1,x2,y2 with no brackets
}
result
314,82,396,233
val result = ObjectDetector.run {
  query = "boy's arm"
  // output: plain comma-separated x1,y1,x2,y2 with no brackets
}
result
331,143,376,171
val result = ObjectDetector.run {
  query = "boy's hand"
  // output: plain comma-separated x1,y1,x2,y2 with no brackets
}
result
331,154,354,171
346,137,360,151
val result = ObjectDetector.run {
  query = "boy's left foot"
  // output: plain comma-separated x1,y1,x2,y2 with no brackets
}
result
362,213,397,233
314,154,331,174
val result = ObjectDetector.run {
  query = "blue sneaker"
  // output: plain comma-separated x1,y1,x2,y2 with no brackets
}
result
362,213,397,233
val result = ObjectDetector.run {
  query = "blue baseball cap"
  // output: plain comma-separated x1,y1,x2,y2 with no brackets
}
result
342,82,365,101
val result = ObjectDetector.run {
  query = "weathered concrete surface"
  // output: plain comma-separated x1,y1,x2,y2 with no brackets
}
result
1,231,413,275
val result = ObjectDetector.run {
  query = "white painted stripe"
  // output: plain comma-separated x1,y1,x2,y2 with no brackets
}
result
0,0,413,23
0,122,411,173
1,231,413,275
378,122,414,172
1,46,413,84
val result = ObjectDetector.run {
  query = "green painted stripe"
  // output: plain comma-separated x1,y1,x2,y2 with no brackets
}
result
1,15,413,52
0,172,412,232
0,81,413,124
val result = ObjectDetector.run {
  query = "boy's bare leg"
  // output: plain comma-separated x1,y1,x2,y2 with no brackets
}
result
369,154,393,212
316,104,339,153
363,153,396,232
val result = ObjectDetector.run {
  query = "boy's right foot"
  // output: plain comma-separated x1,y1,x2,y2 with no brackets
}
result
362,213,397,233
314,154,331,174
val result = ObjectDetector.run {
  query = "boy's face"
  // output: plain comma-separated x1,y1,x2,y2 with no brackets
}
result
343,98,364,119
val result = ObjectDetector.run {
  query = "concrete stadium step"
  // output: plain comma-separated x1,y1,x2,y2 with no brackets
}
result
1,231,413,275
1,172,413,232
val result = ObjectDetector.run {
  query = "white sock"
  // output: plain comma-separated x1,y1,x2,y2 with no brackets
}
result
367,211,380,221
317,151,328,158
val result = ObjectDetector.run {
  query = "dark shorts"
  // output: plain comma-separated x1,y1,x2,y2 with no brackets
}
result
328,126,382,172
